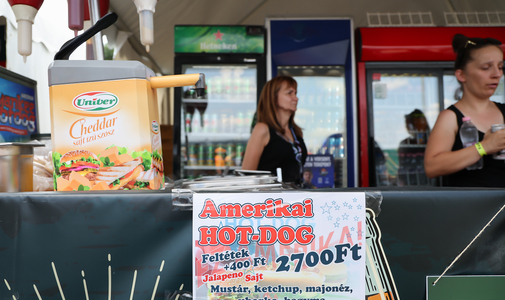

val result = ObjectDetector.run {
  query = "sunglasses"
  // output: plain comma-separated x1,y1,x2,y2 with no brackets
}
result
465,37,502,48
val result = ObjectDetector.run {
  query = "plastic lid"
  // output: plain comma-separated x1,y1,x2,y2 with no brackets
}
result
462,116,471,122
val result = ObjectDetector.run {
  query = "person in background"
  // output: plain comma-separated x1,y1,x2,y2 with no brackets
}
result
397,109,430,186
242,76,308,185
301,168,316,189
424,34,505,187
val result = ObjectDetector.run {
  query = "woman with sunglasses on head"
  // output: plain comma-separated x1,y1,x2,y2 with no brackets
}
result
425,34,505,187
242,76,307,186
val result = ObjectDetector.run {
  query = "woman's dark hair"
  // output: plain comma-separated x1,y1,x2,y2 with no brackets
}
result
453,33,502,70
452,34,503,99
257,76,303,137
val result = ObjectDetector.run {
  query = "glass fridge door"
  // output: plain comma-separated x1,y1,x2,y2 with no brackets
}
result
370,71,440,187
278,66,347,187
180,64,257,179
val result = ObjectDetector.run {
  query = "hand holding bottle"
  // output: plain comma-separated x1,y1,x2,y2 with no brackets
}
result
460,117,483,170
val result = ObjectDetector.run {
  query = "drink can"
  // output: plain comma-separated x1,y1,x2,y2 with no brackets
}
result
206,144,214,166
225,143,234,166
197,144,205,166
492,124,505,159
226,143,234,157
215,143,226,167
189,144,196,156
235,144,243,166
188,144,196,166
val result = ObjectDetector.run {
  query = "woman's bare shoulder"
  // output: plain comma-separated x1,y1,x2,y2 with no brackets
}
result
252,122,270,135
436,109,458,124
432,108,458,135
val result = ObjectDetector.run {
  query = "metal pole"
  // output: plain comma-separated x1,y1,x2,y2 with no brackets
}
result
88,0,104,60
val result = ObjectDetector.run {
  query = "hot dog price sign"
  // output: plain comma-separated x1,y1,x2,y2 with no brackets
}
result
193,192,366,300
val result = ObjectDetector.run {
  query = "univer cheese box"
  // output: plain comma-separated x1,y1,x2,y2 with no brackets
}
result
48,60,164,191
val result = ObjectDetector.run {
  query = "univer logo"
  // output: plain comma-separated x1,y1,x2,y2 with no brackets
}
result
151,120,159,133
72,91,119,111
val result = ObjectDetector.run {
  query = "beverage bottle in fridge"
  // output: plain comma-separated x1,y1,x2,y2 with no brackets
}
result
214,77,222,96
233,77,242,96
338,139,345,157
192,110,200,133
325,86,333,105
242,78,251,99
225,143,235,166
188,144,197,166
246,111,254,133
220,113,229,133
206,78,213,97
460,116,483,170
333,111,340,132
211,114,218,133
223,77,231,98
197,102,207,127
250,80,257,98
326,111,333,132
316,87,323,105
236,112,244,133
202,113,209,133
235,144,243,166
329,137,336,157
183,88,192,99
185,113,192,133
201,84,208,99
181,146,187,164
197,144,205,166
206,144,214,166
215,144,226,167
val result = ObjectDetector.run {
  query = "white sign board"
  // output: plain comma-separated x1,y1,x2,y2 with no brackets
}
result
193,192,366,300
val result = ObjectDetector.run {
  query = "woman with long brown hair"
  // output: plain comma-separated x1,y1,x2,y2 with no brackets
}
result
242,76,307,185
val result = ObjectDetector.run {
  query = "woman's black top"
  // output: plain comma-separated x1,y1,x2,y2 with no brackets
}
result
257,126,308,185
443,103,505,187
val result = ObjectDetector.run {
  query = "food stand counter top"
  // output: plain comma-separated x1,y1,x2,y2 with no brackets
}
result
0,188,504,300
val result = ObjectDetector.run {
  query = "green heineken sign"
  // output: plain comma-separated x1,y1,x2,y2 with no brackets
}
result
174,26,264,54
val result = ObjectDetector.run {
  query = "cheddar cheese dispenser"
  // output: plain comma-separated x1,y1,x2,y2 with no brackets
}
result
48,12,205,191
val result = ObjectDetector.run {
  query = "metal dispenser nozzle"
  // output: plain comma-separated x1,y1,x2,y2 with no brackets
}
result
194,73,206,97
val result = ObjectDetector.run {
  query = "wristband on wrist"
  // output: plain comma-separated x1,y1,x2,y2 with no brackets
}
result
475,142,487,157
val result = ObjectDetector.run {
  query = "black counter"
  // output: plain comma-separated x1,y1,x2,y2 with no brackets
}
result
0,188,504,299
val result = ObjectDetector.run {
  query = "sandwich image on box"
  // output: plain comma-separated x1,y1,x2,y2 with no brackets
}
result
48,60,168,191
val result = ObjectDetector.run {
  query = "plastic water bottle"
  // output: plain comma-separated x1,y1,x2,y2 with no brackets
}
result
460,116,483,170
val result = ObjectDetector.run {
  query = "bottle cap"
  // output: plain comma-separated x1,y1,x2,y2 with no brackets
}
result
462,116,471,122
